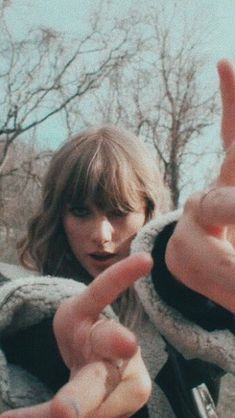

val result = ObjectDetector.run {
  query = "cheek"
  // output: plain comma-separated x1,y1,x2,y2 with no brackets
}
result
63,216,87,263
132,213,146,231
63,216,83,247
122,213,146,239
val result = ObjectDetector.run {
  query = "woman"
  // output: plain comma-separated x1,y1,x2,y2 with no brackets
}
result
1,59,235,418
0,124,166,417
19,123,168,278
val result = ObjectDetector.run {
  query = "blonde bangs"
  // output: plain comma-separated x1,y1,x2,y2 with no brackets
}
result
45,124,168,221
64,134,147,212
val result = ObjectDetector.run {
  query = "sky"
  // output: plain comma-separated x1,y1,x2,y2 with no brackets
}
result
3,0,235,201
5,0,235,131
5,0,235,66
5,0,235,137
5,0,235,62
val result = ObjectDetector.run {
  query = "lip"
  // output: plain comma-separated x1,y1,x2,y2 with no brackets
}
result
89,252,116,262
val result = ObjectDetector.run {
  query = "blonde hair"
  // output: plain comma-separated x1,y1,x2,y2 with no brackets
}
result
19,125,167,286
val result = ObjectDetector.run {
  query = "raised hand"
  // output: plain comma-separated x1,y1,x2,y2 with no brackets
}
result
166,59,235,313
0,253,152,418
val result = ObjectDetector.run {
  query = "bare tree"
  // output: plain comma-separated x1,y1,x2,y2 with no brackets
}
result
1,1,219,263
0,138,51,261
140,16,218,207
0,8,143,177
0,3,144,261
88,5,218,208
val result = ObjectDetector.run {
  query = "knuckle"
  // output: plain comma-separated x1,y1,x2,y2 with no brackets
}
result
184,191,202,214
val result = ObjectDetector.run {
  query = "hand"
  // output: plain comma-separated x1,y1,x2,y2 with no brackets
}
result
165,59,235,313
0,253,152,418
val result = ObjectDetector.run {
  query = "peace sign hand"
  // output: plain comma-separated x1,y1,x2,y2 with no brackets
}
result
166,59,235,313
0,253,152,418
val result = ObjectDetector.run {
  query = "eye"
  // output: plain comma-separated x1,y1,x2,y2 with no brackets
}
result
68,205,91,218
108,209,129,218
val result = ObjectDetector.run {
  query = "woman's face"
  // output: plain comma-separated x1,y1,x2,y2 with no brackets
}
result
63,202,146,278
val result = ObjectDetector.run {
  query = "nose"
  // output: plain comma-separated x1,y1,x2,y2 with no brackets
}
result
91,216,113,245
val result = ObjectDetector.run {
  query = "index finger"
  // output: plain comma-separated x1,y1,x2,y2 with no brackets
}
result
197,144,235,229
76,252,152,318
218,59,235,149
217,143,235,186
